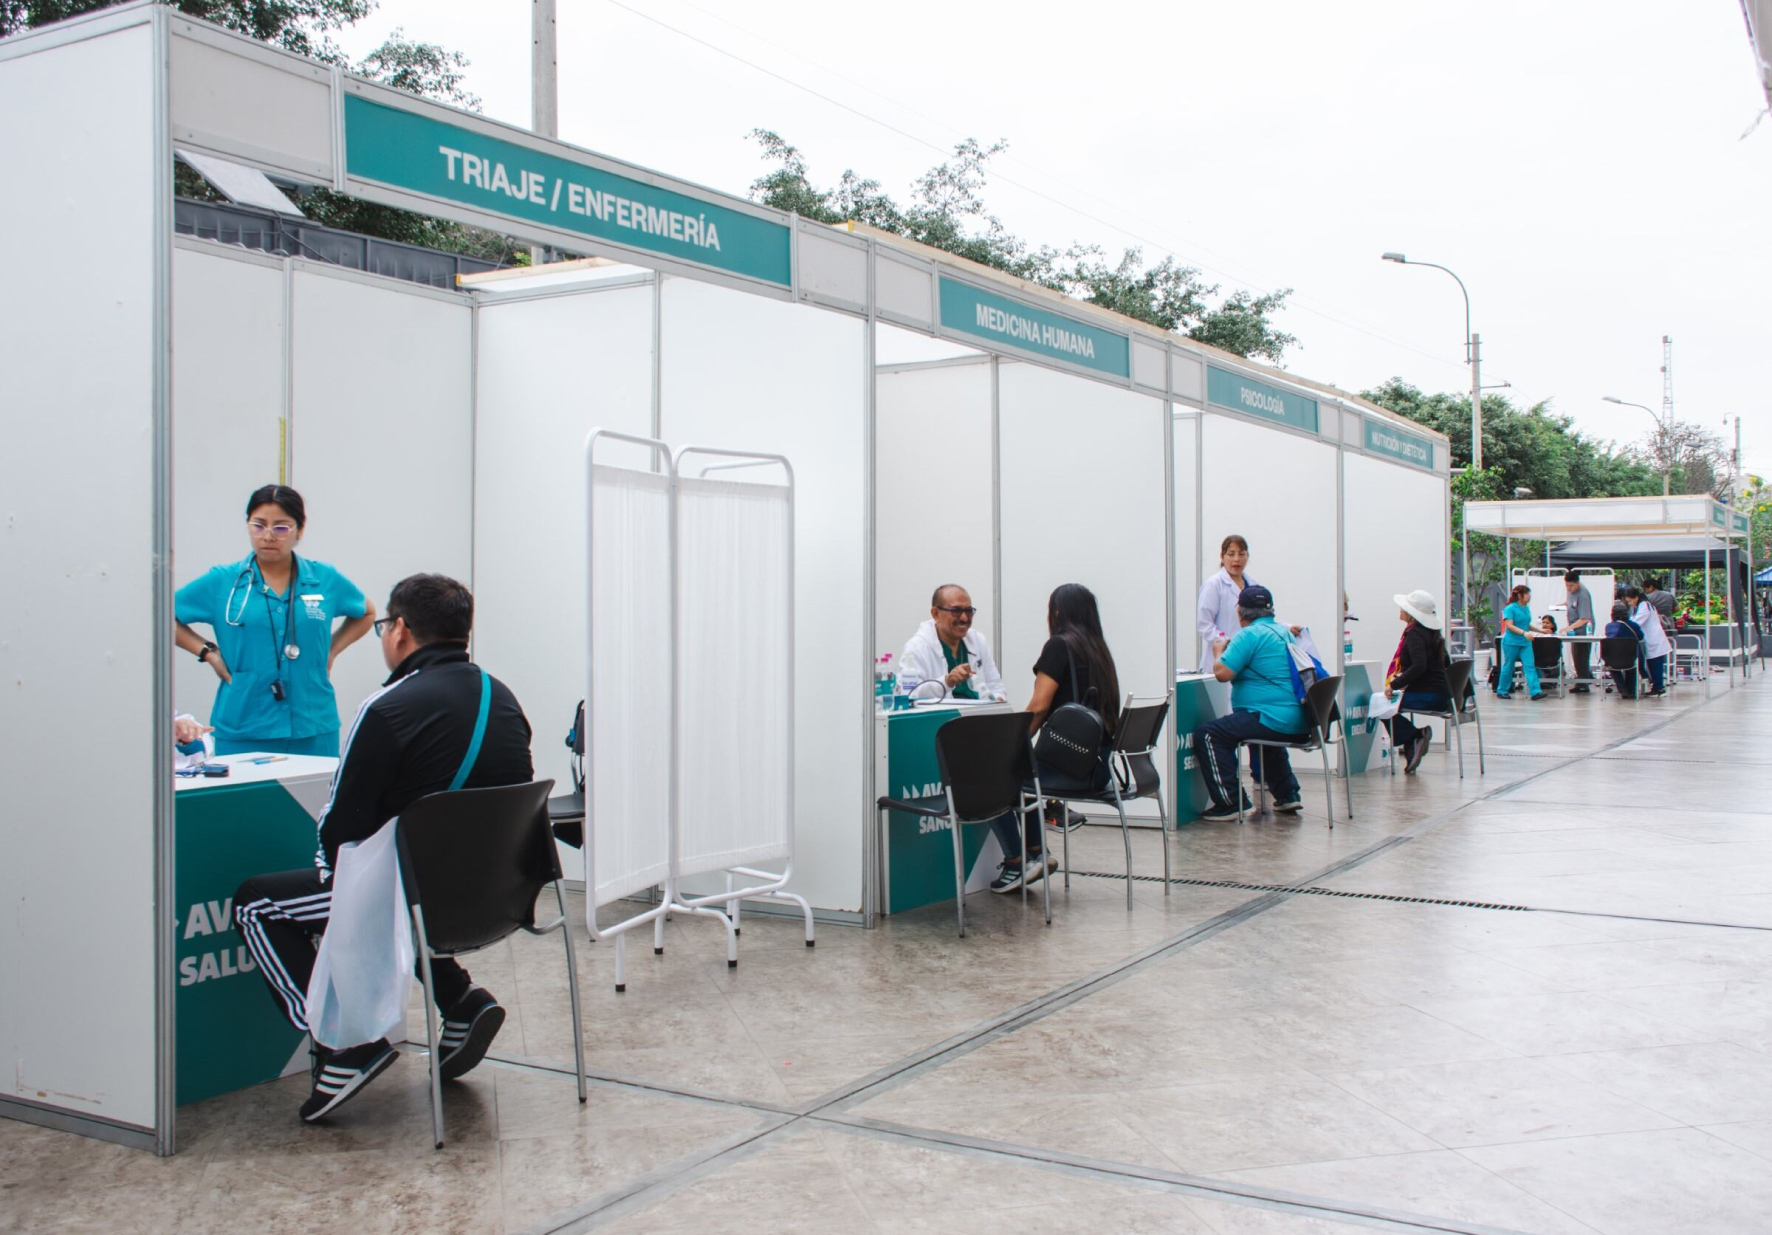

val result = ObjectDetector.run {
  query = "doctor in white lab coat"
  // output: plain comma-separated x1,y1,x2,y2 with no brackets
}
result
1196,534,1262,672
898,584,1007,702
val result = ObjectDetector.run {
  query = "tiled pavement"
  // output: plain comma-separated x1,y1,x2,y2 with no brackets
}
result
6,671,1772,1233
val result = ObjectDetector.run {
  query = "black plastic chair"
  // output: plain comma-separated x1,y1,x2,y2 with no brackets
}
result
1532,635,1566,698
874,711,1049,937
1239,675,1349,829
1599,637,1642,699
1044,695,1172,909
396,779,585,1149
548,701,586,849
1396,658,1485,778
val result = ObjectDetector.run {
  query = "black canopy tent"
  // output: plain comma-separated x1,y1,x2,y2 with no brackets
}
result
1550,536,1757,660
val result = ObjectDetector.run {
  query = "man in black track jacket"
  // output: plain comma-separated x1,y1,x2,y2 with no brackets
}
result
235,573,534,1123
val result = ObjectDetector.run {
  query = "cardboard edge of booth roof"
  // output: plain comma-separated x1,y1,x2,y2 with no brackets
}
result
463,213,1447,449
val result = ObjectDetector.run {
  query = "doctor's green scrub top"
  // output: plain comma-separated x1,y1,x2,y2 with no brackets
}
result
175,554,367,754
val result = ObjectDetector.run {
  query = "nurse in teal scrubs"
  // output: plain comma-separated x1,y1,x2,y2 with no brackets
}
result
174,485,376,757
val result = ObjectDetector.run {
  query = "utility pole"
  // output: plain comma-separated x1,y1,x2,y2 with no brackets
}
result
531,0,558,266
1661,335,1675,495
1470,333,1483,472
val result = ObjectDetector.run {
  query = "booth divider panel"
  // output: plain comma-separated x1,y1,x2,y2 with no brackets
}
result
0,21,160,1131
171,246,288,728
1199,415,1339,675
473,286,655,819
676,476,794,876
1172,415,1201,669
288,270,473,733
875,362,995,661
659,277,866,913
998,363,1170,810
587,465,674,905
1343,452,1451,665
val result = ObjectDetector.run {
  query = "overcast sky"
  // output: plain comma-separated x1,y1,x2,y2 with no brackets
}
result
338,1,1772,478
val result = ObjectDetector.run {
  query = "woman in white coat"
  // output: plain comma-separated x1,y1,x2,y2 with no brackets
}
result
1196,534,1259,672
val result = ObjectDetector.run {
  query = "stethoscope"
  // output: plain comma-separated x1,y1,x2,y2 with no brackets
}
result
223,557,304,663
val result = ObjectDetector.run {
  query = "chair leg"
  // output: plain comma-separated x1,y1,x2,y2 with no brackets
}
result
1019,806,1029,909
1155,789,1171,896
1451,711,1465,779
1111,783,1133,912
950,809,966,938
1062,796,1071,891
1036,793,1051,926
554,883,587,1105
1320,745,1335,830
411,904,446,1151
614,932,626,994
1472,703,1486,775
1341,742,1353,820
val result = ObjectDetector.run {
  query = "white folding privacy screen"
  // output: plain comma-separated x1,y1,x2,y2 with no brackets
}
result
582,435,796,927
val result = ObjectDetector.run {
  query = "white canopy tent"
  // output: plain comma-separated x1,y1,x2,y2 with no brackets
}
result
1463,496,1755,684
0,3,1449,1153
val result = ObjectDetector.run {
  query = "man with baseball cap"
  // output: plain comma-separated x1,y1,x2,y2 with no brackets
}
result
1194,584,1309,820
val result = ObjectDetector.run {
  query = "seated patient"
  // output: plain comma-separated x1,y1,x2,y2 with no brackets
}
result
234,574,534,1122
1604,600,1645,699
1194,585,1309,820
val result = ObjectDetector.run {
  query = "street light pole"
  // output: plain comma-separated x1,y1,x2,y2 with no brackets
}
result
1383,253,1482,471
1603,396,1670,496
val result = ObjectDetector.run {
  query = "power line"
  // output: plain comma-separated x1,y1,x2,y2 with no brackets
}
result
601,0,1467,374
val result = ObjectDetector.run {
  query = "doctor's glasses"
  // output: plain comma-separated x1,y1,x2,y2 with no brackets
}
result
247,519,297,538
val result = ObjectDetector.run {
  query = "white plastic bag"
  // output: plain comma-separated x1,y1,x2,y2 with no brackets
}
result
306,819,414,1049
1366,691,1401,721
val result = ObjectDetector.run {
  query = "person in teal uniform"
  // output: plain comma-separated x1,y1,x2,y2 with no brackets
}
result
1494,583,1544,701
174,485,376,757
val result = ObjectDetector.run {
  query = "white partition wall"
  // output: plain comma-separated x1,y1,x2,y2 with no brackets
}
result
658,277,868,914
473,284,655,797
1343,452,1451,665
875,357,996,655
998,362,1170,808
170,244,288,725
1200,414,1340,669
287,269,474,729
0,14,163,1145
1173,414,1202,666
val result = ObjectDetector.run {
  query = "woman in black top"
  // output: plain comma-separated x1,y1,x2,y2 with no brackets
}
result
1382,589,1452,774
989,583,1120,893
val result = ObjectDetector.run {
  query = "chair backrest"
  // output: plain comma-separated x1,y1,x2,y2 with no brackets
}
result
1531,636,1563,668
1109,695,1171,799
396,780,558,956
1446,657,1475,705
1303,674,1343,740
1598,637,1641,671
935,711,1036,823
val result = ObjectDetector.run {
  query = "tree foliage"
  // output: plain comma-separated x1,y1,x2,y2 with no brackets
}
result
747,130,1298,363
5,0,527,265
1623,420,1733,498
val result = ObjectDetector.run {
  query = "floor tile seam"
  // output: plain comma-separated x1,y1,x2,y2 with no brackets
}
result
515,1111,801,1235
813,1112,1545,1235
426,1046,800,1120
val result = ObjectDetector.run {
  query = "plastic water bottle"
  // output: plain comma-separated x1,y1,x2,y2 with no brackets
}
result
875,655,896,710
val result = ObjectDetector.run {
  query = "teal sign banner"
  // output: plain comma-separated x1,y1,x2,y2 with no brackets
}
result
938,276,1131,378
1713,505,1726,527
1206,365,1319,433
1735,512,1751,534
885,710,992,914
1171,678,1227,824
343,93,793,288
1364,418,1436,470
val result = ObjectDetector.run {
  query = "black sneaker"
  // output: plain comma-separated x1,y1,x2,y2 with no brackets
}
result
1045,805,1088,833
1272,796,1303,814
990,860,1027,894
438,987,505,1081
1405,732,1432,774
1199,801,1241,821
300,1039,398,1122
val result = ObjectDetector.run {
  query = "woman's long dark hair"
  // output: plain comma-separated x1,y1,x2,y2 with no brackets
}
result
1047,583,1120,729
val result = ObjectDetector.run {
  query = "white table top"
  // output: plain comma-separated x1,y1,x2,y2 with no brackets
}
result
173,752,339,793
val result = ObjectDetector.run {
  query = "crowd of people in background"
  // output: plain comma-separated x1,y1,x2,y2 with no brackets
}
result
1489,571,1676,701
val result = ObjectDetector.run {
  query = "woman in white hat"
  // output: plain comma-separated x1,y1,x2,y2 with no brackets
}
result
1383,589,1452,773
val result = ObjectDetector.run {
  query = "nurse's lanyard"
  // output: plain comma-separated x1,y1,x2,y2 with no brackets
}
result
260,557,301,703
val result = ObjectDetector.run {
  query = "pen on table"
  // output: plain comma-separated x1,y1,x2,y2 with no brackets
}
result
245,755,287,765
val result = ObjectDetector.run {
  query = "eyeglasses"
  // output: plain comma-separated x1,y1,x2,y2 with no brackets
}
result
936,606,977,618
373,616,399,637
247,520,297,538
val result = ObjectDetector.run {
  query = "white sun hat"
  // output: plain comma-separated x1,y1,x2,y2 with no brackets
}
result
1393,589,1443,630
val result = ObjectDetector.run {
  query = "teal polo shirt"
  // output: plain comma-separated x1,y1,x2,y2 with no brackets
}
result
1220,616,1307,734
175,553,367,742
